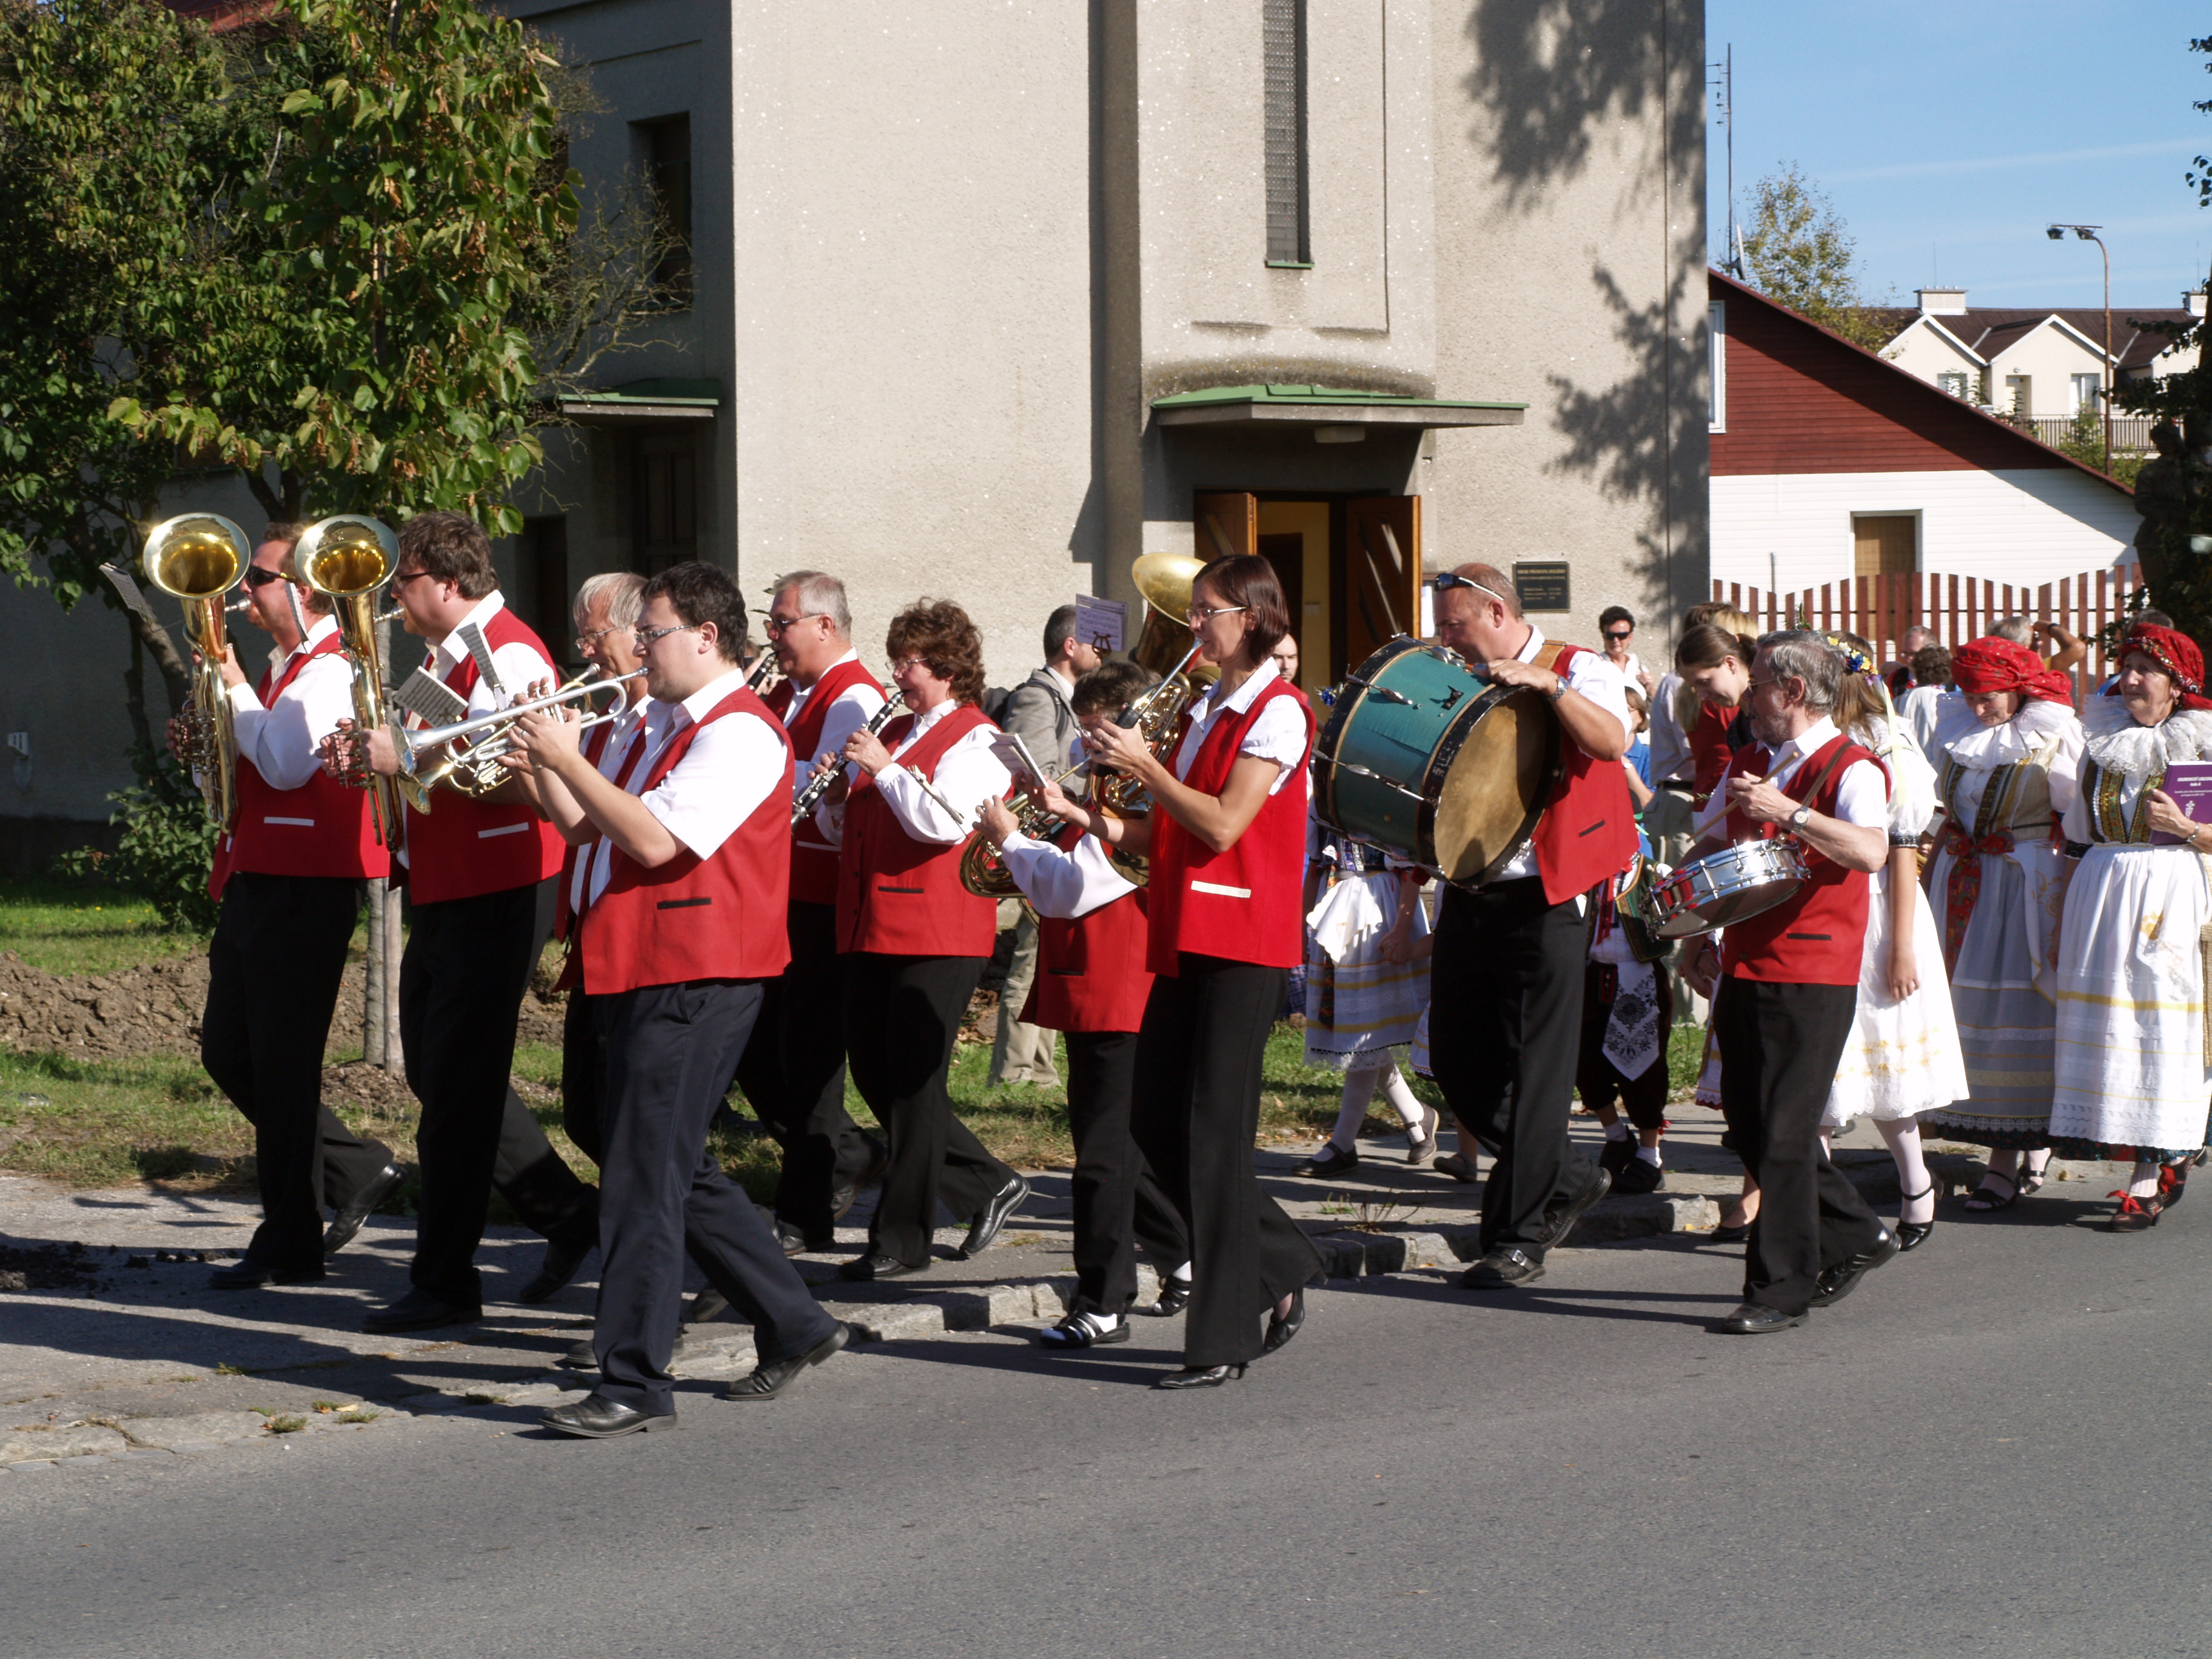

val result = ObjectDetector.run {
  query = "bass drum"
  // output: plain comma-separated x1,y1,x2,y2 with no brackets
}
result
1312,636,1561,888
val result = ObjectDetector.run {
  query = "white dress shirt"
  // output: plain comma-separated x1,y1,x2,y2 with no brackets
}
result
1171,660,1307,792
569,694,654,915
997,828,1138,920
817,700,1012,847
423,591,557,717
781,649,888,799
1692,714,1889,840
225,615,355,791
1493,627,1637,881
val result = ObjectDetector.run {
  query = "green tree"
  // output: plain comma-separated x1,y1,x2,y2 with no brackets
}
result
1740,163,1897,354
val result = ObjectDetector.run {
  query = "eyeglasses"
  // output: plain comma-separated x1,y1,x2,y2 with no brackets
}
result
243,566,288,589
389,568,432,591
573,625,617,653
890,655,934,674
763,612,825,637
1187,605,1248,623
633,622,700,648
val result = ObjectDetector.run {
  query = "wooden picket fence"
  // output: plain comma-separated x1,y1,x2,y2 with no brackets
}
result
1709,569,2143,703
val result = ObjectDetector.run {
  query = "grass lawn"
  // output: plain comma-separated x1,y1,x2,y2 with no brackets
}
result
0,880,204,976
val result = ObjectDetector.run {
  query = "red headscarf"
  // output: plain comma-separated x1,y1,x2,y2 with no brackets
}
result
1949,637,2074,706
2118,623,2212,712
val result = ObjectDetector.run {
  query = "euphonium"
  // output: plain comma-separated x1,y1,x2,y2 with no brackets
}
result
295,514,422,839
395,669,631,796
1096,551,1214,817
957,773,1084,900
142,513,252,831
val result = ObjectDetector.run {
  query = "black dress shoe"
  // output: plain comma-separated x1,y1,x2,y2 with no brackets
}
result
685,1287,731,1327
1597,1136,1637,1176
516,1233,594,1305
722,1322,850,1401
539,1392,676,1438
361,1289,481,1335
829,1135,890,1221
558,1337,598,1370
1039,1310,1130,1349
776,1220,834,1256
323,1163,404,1256
1155,1363,1246,1389
1708,1220,1752,1245
1895,1185,1936,1253
1717,1301,1803,1335
1135,1276,1191,1317
836,1253,922,1282
208,1259,321,1290
1261,1287,1305,1355
1808,1228,1899,1308
957,1175,1031,1258
1459,1247,1545,1289
1610,1155,1664,1196
1536,1164,1613,1247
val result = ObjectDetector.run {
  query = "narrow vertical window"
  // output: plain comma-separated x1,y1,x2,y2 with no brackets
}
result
1708,302,1726,431
1263,0,1309,266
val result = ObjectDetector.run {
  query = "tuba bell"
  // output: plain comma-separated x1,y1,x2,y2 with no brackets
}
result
142,512,252,831
1093,550,1215,819
295,514,423,840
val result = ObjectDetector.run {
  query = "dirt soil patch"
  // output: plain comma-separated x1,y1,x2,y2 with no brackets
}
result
0,1241,110,1295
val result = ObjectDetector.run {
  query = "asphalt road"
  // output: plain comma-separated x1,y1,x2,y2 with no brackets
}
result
9,1187,2207,1659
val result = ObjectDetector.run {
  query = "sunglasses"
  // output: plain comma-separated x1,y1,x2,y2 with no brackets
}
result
1603,629,1632,642
1430,572,1513,605
243,567,289,589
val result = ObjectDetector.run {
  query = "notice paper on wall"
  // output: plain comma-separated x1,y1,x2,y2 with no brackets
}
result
1074,594,1127,656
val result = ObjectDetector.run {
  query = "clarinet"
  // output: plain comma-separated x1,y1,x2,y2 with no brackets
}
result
790,698,900,826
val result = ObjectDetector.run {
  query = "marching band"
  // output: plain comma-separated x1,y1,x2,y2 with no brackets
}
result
164,511,2212,1435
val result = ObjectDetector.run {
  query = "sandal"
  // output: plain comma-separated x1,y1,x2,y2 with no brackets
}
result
2158,1163,2190,1212
2103,1191,2162,1233
2017,1159,2050,1197
1961,1174,2019,1213
1895,1184,1936,1252
1038,1310,1130,1349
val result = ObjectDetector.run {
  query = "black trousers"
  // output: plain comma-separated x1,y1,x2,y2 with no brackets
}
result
732,900,876,1235
1131,955,1322,1369
1064,1030,1188,1316
1714,977,1885,1315
401,878,591,1307
843,952,1014,1267
1428,877,1598,1255
202,873,372,1276
1575,962,1675,1133
594,979,837,1412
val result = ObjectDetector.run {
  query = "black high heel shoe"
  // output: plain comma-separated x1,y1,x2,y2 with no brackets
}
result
1895,1184,1936,1252
1262,1287,1305,1355
1156,1364,1246,1390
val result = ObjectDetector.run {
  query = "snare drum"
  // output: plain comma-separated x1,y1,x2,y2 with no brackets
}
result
1644,839,1807,939
1312,637,1561,887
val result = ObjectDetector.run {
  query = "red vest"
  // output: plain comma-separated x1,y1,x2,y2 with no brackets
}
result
212,631,389,899
400,605,566,905
1687,702,1740,803
1021,825,1155,1033
1145,676,1313,976
767,656,885,908
581,687,794,994
836,703,1001,957
1528,642,1639,907
1720,731,1888,986
551,719,616,947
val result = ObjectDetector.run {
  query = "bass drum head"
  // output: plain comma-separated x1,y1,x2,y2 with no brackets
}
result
1428,683,1557,886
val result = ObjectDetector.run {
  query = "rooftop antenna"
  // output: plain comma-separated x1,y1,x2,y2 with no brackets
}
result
1711,45,1743,278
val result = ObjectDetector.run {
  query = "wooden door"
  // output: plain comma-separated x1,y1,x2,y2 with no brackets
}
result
1194,492,1258,562
1852,514,1915,580
1345,496,1421,668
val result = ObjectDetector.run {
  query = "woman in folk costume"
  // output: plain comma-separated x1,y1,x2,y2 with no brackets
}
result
2047,622,2212,1230
1296,829,1438,1177
1814,635,1969,1252
1917,637,2084,1212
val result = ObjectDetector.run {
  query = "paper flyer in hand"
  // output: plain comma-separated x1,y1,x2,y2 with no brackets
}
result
2153,761,2212,844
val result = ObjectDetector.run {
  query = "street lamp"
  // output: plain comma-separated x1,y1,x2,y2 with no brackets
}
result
2048,223,2111,472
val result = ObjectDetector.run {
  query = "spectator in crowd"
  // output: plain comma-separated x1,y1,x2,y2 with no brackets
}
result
1900,643,1954,757
1990,614,2085,681
990,605,1104,1088
1887,625,1932,699
1598,605,1655,695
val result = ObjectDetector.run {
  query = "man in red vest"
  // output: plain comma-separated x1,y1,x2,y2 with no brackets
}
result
1427,563,1639,1289
195,524,401,1288
510,561,846,1438
341,512,594,1334
1687,630,1897,1333
734,571,889,1252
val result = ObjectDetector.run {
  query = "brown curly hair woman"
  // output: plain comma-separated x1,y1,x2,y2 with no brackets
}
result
883,599,987,708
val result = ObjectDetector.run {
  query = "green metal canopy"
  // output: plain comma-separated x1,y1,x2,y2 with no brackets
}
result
557,378,722,423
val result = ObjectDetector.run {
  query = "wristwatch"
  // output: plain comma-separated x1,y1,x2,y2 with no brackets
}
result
1788,804,1813,831
1548,674,1569,703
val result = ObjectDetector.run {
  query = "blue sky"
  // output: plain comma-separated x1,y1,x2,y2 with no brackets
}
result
1708,1,2212,311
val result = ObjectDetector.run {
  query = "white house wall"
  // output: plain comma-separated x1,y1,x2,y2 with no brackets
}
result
1711,467,2139,595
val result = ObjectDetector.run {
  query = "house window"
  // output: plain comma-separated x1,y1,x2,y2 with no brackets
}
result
1852,514,1917,579
1262,0,1309,267
1937,370,1969,400
1708,303,1727,431
632,113,692,306
2072,372,2102,412
634,435,697,575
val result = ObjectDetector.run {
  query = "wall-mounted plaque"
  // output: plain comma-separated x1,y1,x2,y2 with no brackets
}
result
1513,561,1570,613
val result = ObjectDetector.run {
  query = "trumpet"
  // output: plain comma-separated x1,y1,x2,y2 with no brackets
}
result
791,698,899,825
296,514,422,839
143,512,252,831
395,669,631,796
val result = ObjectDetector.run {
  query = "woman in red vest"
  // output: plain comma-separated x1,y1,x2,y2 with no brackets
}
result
820,600,1028,1281
1082,554,1323,1389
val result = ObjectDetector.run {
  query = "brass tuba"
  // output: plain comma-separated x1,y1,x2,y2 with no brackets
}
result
295,514,423,842
1093,550,1215,818
142,513,252,831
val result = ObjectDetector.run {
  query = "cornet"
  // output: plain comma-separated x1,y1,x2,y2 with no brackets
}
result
395,669,631,796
